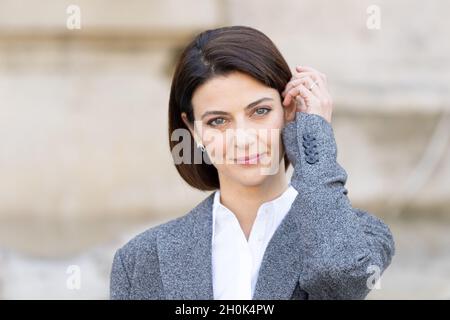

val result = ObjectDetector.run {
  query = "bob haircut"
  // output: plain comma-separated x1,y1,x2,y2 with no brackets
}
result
168,25,293,191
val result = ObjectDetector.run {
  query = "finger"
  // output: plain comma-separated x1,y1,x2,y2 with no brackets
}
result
295,95,308,112
282,73,324,97
283,72,325,94
296,65,325,78
292,70,325,87
295,84,321,112
293,72,330,102
283,84,305,107
295,76,322,98
296,66,327,83
282,84,300,107
283,83,320,109
299,78,333,110
283,76,321,99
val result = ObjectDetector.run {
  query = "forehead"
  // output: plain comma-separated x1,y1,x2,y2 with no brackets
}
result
191,72,277,112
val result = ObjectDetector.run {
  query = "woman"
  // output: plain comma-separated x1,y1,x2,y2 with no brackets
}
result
110,25,395,300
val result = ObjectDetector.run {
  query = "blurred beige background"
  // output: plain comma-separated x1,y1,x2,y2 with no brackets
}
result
0,0,449,299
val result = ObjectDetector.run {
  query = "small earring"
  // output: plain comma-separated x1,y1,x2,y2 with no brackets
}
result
197,141,206,152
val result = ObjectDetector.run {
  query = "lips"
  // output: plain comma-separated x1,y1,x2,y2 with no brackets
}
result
234,153,265,164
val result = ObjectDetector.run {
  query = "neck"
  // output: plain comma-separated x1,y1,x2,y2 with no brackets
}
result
217,160,289,239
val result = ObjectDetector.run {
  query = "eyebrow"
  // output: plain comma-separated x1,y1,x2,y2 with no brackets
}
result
200,97,274,120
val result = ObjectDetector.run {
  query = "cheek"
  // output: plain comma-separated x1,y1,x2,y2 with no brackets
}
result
269,111,285,149
203,130,227,163
260,124,283,153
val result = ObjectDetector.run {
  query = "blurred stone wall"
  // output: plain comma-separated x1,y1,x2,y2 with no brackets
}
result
0,0,449,257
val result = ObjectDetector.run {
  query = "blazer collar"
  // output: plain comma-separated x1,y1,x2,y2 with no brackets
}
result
157,190,303,300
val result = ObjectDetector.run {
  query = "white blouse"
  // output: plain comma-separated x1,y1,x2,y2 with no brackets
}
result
211,184,299,300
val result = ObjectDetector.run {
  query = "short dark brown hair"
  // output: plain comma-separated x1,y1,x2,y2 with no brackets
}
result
168,25,293,191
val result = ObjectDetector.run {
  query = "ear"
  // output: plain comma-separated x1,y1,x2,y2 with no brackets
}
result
181,112,193,133
181,112,200,144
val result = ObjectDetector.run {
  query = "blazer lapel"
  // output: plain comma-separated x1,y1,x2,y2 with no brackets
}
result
157,192,215,299
157,190,304,300
252,194,303,299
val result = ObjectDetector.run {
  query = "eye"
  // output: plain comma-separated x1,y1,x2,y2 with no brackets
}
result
207,117,227,127
254,106,272,116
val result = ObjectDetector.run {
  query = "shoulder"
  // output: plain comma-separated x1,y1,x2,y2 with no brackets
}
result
115,191,214,263
115,214,189,263
110,213,197,299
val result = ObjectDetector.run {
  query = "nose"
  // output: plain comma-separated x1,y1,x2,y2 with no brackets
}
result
232,127,259,153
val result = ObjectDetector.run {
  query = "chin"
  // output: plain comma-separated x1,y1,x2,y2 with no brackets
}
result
231,167,272,187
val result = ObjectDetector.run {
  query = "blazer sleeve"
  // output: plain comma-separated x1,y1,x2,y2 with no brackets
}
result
281,111,395,299
110,248,131,299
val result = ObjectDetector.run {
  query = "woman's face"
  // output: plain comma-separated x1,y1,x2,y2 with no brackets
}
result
182,71,294,187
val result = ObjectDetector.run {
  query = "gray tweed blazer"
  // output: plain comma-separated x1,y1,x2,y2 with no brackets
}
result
110,112,395,300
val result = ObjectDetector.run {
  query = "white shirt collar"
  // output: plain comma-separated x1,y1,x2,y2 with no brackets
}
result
212,183,298,240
